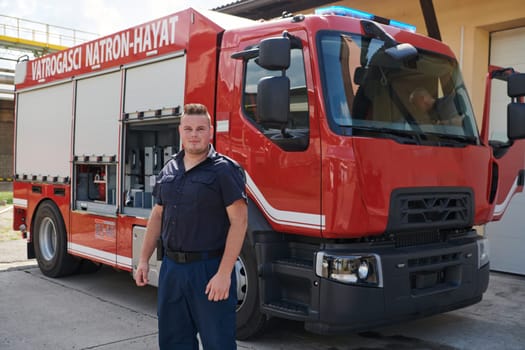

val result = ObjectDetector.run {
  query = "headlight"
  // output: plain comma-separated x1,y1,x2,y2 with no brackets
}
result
358,261,370,280
477,238,490,268
315,252,383,287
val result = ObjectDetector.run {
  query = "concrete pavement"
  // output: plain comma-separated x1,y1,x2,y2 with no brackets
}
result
1,259,525,349
1,204,525,349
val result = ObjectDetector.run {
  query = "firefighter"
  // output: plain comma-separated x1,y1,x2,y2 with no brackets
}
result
409,87,464,126
135,103,248,350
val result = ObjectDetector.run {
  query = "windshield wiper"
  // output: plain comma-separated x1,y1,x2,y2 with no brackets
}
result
348,125,423,144
426,133,478,145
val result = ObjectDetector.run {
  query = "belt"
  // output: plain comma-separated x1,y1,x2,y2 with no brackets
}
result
165,249,223,263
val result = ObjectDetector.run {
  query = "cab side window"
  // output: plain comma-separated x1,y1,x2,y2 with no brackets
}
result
243,48,309,151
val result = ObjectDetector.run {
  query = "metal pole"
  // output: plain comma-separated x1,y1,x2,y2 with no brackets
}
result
419,0,442,41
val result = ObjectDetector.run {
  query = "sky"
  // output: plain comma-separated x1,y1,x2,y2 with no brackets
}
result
0,0,231,36
0,0,231,70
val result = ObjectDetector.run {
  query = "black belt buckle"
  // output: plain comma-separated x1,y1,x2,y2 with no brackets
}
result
173,251,188,263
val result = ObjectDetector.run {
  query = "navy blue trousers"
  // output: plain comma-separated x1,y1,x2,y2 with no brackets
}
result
158,256,237,350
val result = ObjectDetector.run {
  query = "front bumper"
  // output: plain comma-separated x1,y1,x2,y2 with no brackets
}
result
306,236,489,334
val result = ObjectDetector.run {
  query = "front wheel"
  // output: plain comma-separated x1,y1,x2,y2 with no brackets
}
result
236,240,267,340
33,201,79,277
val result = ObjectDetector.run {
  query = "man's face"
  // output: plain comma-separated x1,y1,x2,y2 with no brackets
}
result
415,94,435,112
179,113,213,156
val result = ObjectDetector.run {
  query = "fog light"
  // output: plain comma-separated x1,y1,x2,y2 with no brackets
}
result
477,238,489,268
316,252,382,287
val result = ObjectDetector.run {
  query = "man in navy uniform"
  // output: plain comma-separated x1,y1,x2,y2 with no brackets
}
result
135,103,247,350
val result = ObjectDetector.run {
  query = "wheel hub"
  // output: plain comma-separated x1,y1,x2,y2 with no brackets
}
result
39,217,58,261
235,257,248,311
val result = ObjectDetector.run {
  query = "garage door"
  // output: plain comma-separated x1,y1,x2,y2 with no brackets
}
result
485,26,525,275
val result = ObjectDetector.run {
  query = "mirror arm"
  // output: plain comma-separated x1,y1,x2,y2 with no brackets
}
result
490,67,515,82
360,20,397,48
282,31,303,49
231,47,259,60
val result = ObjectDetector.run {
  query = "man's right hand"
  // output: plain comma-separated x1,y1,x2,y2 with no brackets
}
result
135,261,149,286
135,205,163,287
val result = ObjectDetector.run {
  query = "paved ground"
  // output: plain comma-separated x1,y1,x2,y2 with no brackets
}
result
1,204,525,349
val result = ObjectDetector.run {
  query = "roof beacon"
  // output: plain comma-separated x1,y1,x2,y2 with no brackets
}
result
315,6,416,33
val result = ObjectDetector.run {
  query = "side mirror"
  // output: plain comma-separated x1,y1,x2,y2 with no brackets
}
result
360,20,418,62
258,37,290,70
508,73,525,97
385,43,418,61
507,73,525,140
257,76,290,125
508,103,525,140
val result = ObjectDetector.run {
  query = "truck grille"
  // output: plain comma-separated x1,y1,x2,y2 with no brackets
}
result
394,230,445,247
387,188,473,233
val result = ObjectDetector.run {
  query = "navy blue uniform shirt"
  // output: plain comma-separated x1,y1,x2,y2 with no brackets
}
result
153,145,246,252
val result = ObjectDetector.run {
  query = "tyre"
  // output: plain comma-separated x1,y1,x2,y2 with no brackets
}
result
33,201,79,277
236,239,267,340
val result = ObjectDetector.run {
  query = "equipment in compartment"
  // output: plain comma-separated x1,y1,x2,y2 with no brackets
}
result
144,146,163,193
75,163,116,208
123,121,180,211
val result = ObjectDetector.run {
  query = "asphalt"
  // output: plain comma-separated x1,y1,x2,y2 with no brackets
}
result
1,205,525,349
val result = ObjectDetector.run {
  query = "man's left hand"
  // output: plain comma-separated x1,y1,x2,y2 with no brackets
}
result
205,272,231,301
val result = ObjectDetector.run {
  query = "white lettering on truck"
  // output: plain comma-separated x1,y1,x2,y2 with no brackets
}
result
132,15,178,55
31,47,82,81
30,15,178,81
85,32,130,67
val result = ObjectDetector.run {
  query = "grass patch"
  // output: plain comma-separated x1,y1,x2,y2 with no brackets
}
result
0,226,19,241
0,192,17,240
0,191,13,205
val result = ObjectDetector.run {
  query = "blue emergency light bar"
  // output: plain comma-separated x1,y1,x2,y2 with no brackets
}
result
315,6,416,33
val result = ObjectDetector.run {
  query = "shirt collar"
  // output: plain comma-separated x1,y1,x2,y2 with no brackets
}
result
174,144,218,163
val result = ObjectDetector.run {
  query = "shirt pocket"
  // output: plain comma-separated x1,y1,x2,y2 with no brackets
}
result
157,174,179,204
190,173,220,207
191,173,216,185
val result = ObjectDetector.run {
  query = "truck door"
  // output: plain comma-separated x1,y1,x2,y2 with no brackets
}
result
482,68,525,221
228,30,323,235
69,72,121,268
484,67,525,275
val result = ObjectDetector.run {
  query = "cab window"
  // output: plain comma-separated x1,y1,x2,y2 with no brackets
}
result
242,48,309,151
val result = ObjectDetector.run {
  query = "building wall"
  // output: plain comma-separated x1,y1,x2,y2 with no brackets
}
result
0,99,14,181
306,0,525,126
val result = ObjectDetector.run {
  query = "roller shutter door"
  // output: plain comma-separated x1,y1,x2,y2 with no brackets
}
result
486,27,525,275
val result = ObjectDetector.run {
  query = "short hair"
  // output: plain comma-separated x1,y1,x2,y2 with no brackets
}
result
182,103,211,125
409,87,432,104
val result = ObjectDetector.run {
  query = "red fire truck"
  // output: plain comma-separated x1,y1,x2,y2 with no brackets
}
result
12,6,525,338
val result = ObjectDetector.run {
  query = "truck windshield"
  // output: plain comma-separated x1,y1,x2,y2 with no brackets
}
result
318,31,479,145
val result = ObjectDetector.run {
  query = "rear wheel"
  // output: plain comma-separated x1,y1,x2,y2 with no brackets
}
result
236,240,267,340
33,201,79,277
